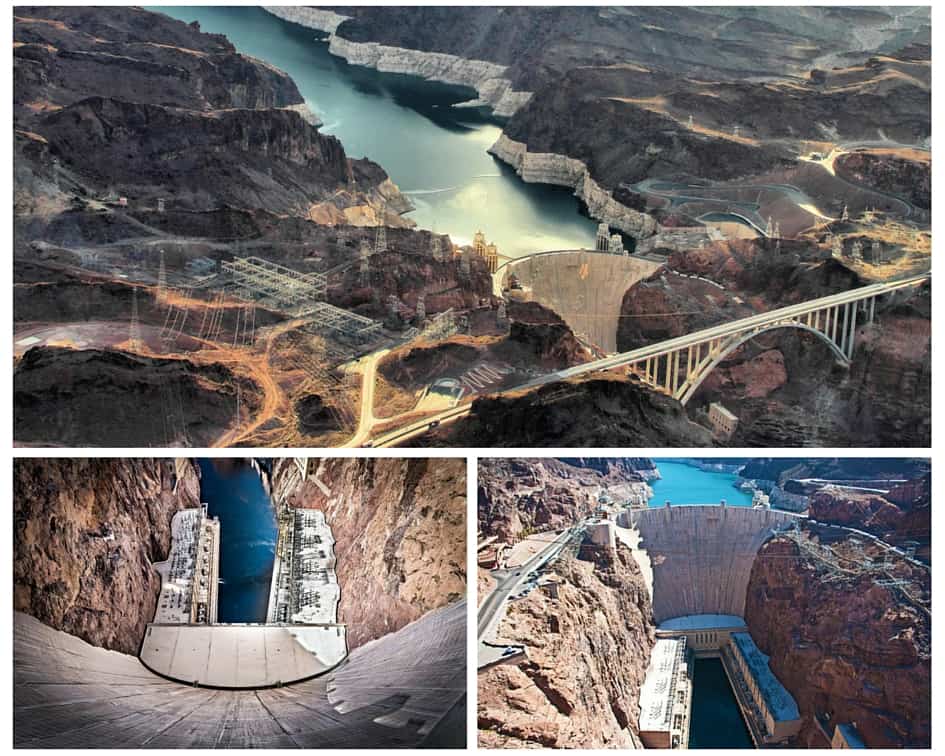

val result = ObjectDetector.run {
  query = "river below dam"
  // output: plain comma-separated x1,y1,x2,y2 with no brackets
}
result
197,459,277,623
156,6,597,258
649,461,753,507
688,658,754,748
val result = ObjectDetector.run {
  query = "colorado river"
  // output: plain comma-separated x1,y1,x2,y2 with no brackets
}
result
156,6,597,258
197,459,277,623
688,658,753,748
649,460,753,507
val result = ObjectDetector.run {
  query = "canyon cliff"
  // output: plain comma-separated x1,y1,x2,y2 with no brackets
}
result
745,530,930,747
14,7,397,217
478,457,653,543
478,544,655,747
272,458,466,649
13,458,201,654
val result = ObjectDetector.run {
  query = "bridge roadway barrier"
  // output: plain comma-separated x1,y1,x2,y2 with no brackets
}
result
14,602,466,748
622,505,803,623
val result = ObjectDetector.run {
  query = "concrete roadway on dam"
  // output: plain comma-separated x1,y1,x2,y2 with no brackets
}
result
139,623,348,688
14,601,466,748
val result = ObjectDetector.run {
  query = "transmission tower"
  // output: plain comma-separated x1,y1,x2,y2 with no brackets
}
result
360,240,372,288
129,286,141,351
415,293,426,323
157,248,168,303
374,224,387,255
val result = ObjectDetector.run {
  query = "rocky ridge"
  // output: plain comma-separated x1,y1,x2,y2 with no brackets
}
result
745,530,930,747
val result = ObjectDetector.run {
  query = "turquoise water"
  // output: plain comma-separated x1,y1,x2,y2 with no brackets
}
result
649,461,753,507
154,6,597,258
688,658,753,748
197,459,277,623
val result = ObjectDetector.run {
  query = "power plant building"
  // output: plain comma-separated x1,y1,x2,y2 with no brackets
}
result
638,637,692,749
723,631,801,745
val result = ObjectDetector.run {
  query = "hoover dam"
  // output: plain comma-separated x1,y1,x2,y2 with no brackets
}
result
497,248,662,352
621,504,802,622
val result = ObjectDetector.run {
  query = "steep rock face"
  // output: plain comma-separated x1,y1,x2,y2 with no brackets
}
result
489,134,657,238
729,288,931,447
38,96,353,215
13,458,201,654
745,534,930,747
478,546,655,747
478,458,652,542
275,458,466,649
265,6,529,117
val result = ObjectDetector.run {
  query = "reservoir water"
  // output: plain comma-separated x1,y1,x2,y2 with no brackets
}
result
156,6,597,258
197,459,277,623
649,460,753,507
688,658,754,748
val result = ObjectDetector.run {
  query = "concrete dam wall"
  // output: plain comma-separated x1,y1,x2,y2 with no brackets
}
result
623,506,802,623
499,250,662,353
14,601,465,748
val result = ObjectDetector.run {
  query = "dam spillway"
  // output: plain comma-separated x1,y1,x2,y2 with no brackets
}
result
14,600,466,748
498,250,662,353
624,505,802,623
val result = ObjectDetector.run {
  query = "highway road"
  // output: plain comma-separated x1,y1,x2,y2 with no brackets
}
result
477,525,581,654
371,273,929,447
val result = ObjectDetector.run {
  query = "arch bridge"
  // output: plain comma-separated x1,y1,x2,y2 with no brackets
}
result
529,272,929,405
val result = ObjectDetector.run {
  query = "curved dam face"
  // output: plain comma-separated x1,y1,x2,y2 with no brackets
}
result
623,506,802,623
14,601,465,748
498,250,662,353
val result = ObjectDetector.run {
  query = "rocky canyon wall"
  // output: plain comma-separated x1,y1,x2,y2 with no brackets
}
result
263,6,530,116
477,457,653,543
489,134,657,238
478,544,655,747
273,457,466,649
13,458,201,655
745,533,930,747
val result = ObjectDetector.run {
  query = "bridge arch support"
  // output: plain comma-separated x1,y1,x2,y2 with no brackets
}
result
677,322,850,405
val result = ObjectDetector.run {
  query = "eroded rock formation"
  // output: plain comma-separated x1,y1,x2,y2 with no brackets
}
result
478,457,653,543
